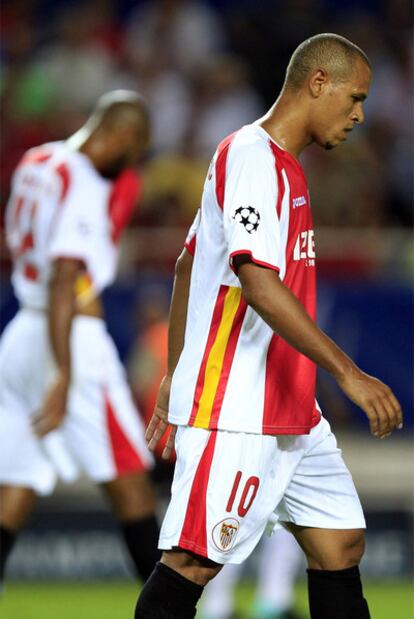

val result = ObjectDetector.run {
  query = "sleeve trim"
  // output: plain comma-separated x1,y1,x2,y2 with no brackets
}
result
229,250,280,275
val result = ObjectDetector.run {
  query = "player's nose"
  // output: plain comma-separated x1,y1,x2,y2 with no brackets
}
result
352,104,364,124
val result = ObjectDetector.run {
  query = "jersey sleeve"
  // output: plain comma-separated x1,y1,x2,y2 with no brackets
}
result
109,169,142,243
48,165,107,272
184,208,201,256
222,142,281,273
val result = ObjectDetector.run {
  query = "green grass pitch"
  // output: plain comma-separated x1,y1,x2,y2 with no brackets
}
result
1,580,413,619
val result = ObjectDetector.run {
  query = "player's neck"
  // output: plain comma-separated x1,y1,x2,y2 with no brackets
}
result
258,93,312,158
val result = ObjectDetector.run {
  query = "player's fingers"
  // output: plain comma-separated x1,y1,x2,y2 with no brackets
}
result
145,412,164,442
145,417,158,442
373,398,394,438
364,404,379,437
32,415,50,437
387,392,403,429
162,426,177,461
147,420,168,452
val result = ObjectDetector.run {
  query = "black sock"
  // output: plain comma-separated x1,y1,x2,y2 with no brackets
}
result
135,561,204,619
121,515,161,581
0,526,16,581
307,565,370,619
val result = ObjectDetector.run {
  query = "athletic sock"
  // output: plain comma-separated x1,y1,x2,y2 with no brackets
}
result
0,526,16,581
121,515,161,581
135,561,204,619
307,566,370,619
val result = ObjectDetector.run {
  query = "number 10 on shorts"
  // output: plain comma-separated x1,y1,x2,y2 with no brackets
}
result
226,471,260,517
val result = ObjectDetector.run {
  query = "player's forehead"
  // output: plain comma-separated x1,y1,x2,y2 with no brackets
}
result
348,57,372,95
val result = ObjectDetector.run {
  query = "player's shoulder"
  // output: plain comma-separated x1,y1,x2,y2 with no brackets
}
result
17,141,61,169
226,124,275,168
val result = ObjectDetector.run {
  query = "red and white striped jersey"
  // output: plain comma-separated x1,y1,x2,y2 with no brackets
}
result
6,142,140,310
169,123,321,435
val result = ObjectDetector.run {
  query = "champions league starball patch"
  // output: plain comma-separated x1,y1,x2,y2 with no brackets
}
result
212,518,240,552
232,206,260,234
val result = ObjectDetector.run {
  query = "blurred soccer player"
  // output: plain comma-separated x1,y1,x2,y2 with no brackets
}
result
135,34,403,619
0,91,161,584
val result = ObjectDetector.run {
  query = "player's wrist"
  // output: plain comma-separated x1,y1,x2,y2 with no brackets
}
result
332,358,359,383
57,365,71,384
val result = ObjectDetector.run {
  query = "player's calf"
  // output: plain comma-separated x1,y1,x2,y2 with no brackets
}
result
307,565,370,618
135,550,222,618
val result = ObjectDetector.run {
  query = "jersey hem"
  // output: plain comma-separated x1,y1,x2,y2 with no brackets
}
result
168,415,322,436
229,250,280,274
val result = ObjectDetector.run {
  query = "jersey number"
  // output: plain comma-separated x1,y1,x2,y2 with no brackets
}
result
293,230,315,261
226,470,260,517
10,195,38,280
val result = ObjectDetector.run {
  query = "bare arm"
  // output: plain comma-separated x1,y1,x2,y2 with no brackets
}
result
32,258,83,436
235,255,402,438
146,248,193,457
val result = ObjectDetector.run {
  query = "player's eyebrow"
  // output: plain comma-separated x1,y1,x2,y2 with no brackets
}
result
352,93,367,101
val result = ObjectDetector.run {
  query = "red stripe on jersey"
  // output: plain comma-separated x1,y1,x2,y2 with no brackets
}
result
54,163,70,203
185,235,196,256
215,132,237,210
208,296,248,428
104,392,146,475
268,141,285,219
262,334,318,434
178,431,217,557
109,169,141,243
189,285,228,426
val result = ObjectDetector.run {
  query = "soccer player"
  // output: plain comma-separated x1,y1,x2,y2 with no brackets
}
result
135,34,403,619
0,91,161,584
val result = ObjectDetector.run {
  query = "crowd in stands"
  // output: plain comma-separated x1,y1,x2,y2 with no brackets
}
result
1,0,412,235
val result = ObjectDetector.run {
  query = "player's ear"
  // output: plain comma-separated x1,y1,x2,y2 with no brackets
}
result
309,69,328,98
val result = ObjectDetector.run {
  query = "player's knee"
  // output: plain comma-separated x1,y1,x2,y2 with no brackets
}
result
307,529,366,571
344,529,365,567
162,550,222,586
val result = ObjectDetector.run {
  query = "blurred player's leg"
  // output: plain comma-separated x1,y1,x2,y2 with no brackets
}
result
201,562,243,619
252,527,303,618
0,485,37,582
101,471,161,581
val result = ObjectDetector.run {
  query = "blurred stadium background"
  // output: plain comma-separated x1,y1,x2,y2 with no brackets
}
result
0,0,413,617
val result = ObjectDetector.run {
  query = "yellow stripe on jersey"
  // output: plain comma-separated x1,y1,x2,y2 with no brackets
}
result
193,286,242,428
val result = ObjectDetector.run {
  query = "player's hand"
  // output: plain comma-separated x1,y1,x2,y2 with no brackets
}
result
145,375,177,460
32,369,70,437
336,367,403,438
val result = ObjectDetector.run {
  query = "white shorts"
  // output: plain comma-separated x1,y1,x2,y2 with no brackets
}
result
159,418,365,564
0,309,153,495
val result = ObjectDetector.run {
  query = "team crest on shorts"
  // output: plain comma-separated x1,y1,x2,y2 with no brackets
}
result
212,518,240,552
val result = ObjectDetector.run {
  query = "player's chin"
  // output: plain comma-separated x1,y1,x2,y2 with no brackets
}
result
324,137,343,150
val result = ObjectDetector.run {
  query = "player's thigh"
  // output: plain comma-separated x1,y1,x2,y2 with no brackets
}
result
276,419,365,529
0,315,57,498
159,426,283,565
286,524,366,570
275,418,366,568
64,318,153,482
0,485,37,530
